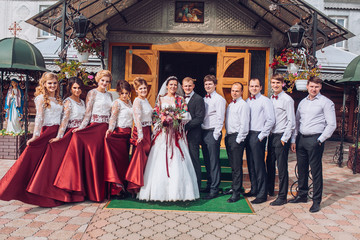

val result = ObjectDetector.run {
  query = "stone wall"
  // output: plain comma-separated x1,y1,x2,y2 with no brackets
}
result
0,135,29,160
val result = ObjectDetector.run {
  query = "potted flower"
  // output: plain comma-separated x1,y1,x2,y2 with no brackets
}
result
73,38,93,62
73,38,104,62
55,60,95,87
284,66,322,93
270,48,304,73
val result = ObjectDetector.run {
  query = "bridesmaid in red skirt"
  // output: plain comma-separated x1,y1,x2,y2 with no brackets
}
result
54,70,118,202
0,72,63,207
27,77,86,203
104,80,133,197
125,77,153,194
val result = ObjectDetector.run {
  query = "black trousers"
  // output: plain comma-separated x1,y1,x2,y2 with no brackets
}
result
296,133,324,204
245,131,267,200
201,129,221,194
187,135,202,189
266,133,290,200
225,133,245,195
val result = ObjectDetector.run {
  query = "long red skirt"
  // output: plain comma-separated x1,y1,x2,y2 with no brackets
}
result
104,127,131,195
125,126,152,194
54,122,118,202
0,125,62,207
26,128,84,203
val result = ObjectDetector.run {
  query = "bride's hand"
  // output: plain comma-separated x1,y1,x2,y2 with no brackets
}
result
137,137,143,143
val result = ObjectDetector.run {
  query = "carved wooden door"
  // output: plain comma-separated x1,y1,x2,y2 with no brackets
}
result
125,49,158,106
216,52,251,103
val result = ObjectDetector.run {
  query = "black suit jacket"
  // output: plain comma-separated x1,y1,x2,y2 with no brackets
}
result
185,92,205,143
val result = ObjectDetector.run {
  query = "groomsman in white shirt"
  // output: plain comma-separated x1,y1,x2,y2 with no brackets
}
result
225,82,250,203
266,74,295,206
289,77,336,213
201,75,226,199
245,78,275,204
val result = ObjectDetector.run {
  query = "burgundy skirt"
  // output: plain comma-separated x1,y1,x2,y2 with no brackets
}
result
0,125,62,207
125,126,152,194
104,127,131,195
54,122,118,202
26,128,84,203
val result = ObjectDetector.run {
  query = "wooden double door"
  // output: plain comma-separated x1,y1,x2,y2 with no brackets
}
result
124,41,251,105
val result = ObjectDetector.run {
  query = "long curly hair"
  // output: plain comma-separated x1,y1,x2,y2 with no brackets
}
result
34,72,62,109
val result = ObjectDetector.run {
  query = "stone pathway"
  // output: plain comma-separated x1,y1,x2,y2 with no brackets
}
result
0,141,359,239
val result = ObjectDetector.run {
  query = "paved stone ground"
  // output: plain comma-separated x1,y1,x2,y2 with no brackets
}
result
0,141,359,240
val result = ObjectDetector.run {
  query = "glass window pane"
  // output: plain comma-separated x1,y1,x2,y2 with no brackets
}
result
132,55,151,75
111,46,129,89
223,58,244,78
337,19,345,26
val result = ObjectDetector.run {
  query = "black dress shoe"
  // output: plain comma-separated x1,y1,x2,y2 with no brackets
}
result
203,193,218,200
268,192,275,197
223,188,233,195
251,198,267,204
227,194,241,203
270,198,287,206
309,202,321,213
243,191,256,197
200,188,210,193
288,196,308,203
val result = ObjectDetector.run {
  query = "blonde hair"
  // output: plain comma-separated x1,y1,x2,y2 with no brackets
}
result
133,77,148,90
95,70,112,83
34,72,62,108
182,77,195,84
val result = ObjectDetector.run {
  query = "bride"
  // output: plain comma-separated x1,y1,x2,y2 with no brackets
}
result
138,76,200,201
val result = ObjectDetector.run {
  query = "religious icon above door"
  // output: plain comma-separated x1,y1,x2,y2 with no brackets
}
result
175,1,204,23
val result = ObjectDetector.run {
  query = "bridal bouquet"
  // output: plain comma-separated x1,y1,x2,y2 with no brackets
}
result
153,96,187,131
153,106,185,130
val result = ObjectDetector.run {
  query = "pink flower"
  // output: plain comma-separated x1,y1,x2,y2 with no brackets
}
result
318,65,322,69
88,75,94,80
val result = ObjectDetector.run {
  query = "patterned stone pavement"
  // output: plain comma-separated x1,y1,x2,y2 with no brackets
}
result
0,141,359,240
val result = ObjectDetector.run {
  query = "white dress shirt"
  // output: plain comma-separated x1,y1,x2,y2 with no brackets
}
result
246,92,275,141
184,91,194,104
271,91,295,143
201,91,226,140
291,93,336,143
225,97,250,143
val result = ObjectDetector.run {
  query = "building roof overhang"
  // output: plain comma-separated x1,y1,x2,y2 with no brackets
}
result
26,0,354,51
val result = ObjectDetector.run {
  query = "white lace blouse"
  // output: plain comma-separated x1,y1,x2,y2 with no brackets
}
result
56,97,86,138
33,94,63,137
78,89,113,129
108,99,133,131
133,97,152,139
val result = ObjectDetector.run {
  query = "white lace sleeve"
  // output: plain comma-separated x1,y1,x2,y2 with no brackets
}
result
133,98,143,139
56,99,71,138
78,90,96,129
108,100,120,132
33,95,45,137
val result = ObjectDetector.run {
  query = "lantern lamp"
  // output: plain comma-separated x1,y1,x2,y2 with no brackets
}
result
287,23,305,48
73,15,90,39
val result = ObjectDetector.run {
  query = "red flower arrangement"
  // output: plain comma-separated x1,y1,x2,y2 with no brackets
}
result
73,38,104,57
270,48,303,69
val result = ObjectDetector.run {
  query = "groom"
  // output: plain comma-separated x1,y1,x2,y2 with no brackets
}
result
182,77,205,190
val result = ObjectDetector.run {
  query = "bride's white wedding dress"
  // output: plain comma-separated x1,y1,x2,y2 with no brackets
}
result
138,96,200,201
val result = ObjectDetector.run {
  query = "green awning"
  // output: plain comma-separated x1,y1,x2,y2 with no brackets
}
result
0,37,48,72
337,55,360,83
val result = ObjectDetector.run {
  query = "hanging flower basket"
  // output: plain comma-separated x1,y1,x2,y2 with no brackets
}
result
295,79,308,91
77,51,90,63
287,63,299,74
